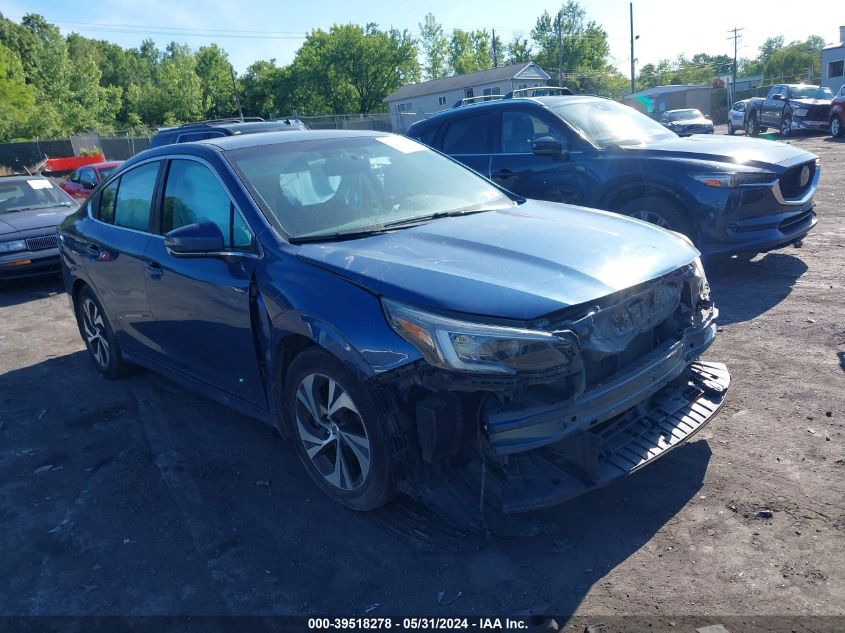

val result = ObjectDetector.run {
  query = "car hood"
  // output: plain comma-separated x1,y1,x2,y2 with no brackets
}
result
294,200,698,321
670,118,711,126
624,135,813,167
791,98,831,107
0,205,77,235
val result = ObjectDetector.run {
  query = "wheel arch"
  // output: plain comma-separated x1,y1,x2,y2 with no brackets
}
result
598,181,698,241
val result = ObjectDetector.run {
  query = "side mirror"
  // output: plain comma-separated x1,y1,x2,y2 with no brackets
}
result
81,180,96,189
773,93,784,101
531,136,565,159
165,221,225,256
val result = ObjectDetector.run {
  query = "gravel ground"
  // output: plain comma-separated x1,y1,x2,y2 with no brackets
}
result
0,131,842,629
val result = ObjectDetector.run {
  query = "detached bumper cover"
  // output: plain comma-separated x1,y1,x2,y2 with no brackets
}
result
499,361,730,513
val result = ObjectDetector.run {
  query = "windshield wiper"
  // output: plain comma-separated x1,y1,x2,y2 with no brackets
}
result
290,205,502,244
3,202,73,213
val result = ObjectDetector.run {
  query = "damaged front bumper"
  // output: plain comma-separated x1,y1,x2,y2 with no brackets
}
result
494,361,729,513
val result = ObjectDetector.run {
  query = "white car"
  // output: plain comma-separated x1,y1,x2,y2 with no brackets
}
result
727,99,749,135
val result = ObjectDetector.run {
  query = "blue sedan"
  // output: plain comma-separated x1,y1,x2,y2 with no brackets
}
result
57,131,728,517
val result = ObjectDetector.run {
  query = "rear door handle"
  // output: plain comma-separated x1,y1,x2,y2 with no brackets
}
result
145,261,163,280
492,169,513,180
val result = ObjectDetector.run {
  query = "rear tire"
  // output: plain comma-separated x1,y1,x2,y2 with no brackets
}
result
282,349,396,511
618,195,694,238
74,286,128,379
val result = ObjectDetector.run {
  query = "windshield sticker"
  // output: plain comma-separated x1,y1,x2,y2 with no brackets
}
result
27,179,53,190
375,135,425,154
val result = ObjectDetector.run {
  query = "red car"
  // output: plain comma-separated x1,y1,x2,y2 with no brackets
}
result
59,161,122,199
831,84,845,137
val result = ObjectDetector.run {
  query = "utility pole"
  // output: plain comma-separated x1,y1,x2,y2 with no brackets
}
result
726,27,743,102
555,12,563,86
492,28,498,67
230,65,244,121
629,3,636,94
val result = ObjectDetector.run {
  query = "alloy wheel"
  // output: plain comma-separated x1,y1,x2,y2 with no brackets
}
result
294,372,370,491
81,298,110,368
781,117,792,137
627,209,671,229
832,117,841,138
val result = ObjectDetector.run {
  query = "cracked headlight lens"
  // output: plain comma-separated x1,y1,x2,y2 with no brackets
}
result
692,256,711,302
382,298,576,375
0,239,27,254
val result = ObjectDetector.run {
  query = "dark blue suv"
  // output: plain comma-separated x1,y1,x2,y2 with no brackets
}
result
406,95,818,257
58,130,728,519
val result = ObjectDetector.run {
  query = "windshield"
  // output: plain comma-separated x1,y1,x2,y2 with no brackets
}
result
0,178,74,214
97,167,117,180
665,109,703,121
548,99,675,148
227,135,516,240
790,86,834,100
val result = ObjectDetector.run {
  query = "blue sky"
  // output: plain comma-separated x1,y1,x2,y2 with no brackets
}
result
0,0,837,77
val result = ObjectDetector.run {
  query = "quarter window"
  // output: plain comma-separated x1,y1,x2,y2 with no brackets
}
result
112,162,160,231
441,114,493,154
162,160,254,250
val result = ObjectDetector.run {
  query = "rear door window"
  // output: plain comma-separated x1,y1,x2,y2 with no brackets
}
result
441,113,493,154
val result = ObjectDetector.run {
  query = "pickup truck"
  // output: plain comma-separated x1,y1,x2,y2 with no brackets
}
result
744,84,834,137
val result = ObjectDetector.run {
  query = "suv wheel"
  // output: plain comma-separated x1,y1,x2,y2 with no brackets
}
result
283,349,396,511
727,120,735,135
745,114,759,137
74,286,128,378
781,115,793,138
831,115,843,138
618,195,693,237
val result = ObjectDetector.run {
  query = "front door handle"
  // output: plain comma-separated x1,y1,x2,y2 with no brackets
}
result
145,261,163,280
86,243,101,260
492,169,513,180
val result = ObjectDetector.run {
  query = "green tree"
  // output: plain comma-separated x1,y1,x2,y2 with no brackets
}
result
240,59,286,118
448,29,491,75
290,24,419,114
506,36,532,65
195,44,238,119
0,43,36,140
419,13,449,79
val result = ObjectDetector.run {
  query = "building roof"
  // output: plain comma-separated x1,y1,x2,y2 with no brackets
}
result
623,84,710,100
385,62,550,102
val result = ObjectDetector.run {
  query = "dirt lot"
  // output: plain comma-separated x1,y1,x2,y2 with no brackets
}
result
1,132,843,630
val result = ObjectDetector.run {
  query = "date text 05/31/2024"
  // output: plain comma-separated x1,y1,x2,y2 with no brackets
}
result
307,617,529,630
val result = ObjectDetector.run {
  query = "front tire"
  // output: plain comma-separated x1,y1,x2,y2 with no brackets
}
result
781,115,793,138
831,115,843,138
727,121,735,135
283,349,395,511
618,195,694,238
74,286,128,378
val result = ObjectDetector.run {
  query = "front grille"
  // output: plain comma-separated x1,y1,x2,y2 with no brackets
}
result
804,105,830,122
779,209,814,233
779,161,816,199
25,235,58,251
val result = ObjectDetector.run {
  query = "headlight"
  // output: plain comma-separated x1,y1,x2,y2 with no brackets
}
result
0,239,27,254
692,256,711,302
382,298,577,375
692,172,776,188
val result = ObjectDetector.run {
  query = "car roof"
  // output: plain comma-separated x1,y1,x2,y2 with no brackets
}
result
202,129,391,151
87,161,123,169
415,94,605,125
0,174,55,181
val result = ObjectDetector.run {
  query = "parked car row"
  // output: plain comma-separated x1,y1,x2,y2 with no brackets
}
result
1,95,819,523
728,83,844,139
